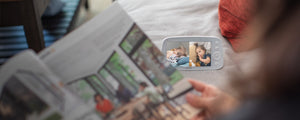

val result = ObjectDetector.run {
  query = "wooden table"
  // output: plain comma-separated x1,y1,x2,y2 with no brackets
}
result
111,96,187,120
112,97,147,120
0,0,50,52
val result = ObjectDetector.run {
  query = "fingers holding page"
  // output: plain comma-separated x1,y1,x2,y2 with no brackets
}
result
188,79,207,92
186,93,207,108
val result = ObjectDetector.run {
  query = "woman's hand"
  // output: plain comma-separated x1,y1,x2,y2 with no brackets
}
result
186,80,239,120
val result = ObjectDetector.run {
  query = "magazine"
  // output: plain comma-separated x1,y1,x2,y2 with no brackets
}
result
0,3,199,120
0,51,100,120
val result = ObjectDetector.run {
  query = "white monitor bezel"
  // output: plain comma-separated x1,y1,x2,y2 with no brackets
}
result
162,36,224,71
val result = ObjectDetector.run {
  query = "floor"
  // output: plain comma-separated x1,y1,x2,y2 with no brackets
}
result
75,0,112,28
0,0,112,65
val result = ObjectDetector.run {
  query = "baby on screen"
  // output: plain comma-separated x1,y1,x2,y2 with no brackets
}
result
166,46,189,66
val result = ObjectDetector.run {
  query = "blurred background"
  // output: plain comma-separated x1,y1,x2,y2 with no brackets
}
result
0,0,112,65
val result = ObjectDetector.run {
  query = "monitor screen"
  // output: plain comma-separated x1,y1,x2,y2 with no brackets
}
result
165,41,211,67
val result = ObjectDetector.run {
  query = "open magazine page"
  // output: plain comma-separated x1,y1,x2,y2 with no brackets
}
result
39,3,199,120
0,50,102,120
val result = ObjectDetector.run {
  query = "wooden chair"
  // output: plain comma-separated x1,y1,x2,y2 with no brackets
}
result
0,0,50,52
